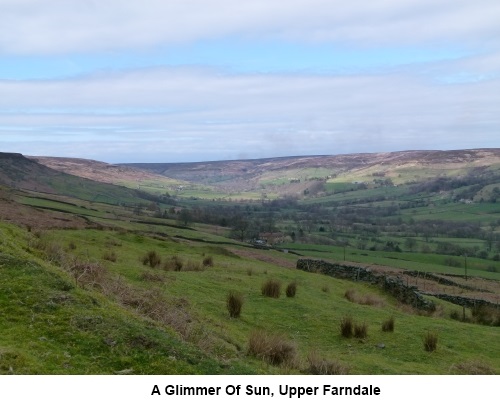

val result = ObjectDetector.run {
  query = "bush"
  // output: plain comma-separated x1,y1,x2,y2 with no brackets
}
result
226,291,243,318
381,316,395,332
340,316,353,338
353,322,368,339
306,351,350,375
286,281,297,298
423,331,438,352
261,279,281,298
142,250,161,268
247,330,296,366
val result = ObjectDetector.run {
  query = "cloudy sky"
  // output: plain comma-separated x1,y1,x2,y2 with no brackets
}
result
0,0,499,163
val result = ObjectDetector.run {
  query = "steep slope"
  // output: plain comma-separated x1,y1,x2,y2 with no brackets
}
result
0,152,150,205
0,221,253,374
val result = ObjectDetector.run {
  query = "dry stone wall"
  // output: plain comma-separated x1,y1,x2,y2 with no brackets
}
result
296,259,436,311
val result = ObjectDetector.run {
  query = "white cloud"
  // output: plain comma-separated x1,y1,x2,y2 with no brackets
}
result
1,1,499,162
1,0,499,54
1,56,499,162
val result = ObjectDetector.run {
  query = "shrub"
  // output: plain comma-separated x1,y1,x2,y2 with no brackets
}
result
226,291,243,318
142,250,161,268
340,316,353,338
423,331,438,352
353,322,368,339
247,330,296,366
202,256,214,267
381,316,395,332
286,281,297,298
306,350,350,375
261,279,281,298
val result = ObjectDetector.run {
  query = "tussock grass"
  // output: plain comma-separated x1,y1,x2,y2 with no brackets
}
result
102,250,117,262
142,250,161,268
381,316,395,332
344,289,385,307
306,350,350,375
202,256,214,267
183,260,203,272
353,321,368,339
226,291,243,318
163,255,183,271
471,305,500,326
340,316,354,338
261,279,281,298
286,281,297,298
450,360,496,375
247,330,296,366
423,331,438,352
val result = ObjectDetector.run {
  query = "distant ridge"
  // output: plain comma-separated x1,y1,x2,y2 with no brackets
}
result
121,148,500,189
10,148,500,198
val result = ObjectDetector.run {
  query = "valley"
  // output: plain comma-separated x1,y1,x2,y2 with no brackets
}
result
0,149,499,375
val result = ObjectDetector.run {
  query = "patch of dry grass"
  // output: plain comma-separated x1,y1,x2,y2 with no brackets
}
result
247,330,297,366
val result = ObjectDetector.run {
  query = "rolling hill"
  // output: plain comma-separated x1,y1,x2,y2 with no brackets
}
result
29,149,500,199
0,148,499,375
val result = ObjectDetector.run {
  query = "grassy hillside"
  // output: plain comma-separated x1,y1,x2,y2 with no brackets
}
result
1,149,499,375
1,195,499,375
0,153,156,205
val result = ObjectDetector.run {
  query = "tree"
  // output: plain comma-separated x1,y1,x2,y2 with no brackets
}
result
404,238,417,252
178,209,192,226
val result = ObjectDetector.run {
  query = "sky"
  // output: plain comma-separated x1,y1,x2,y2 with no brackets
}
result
0,0,499,163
